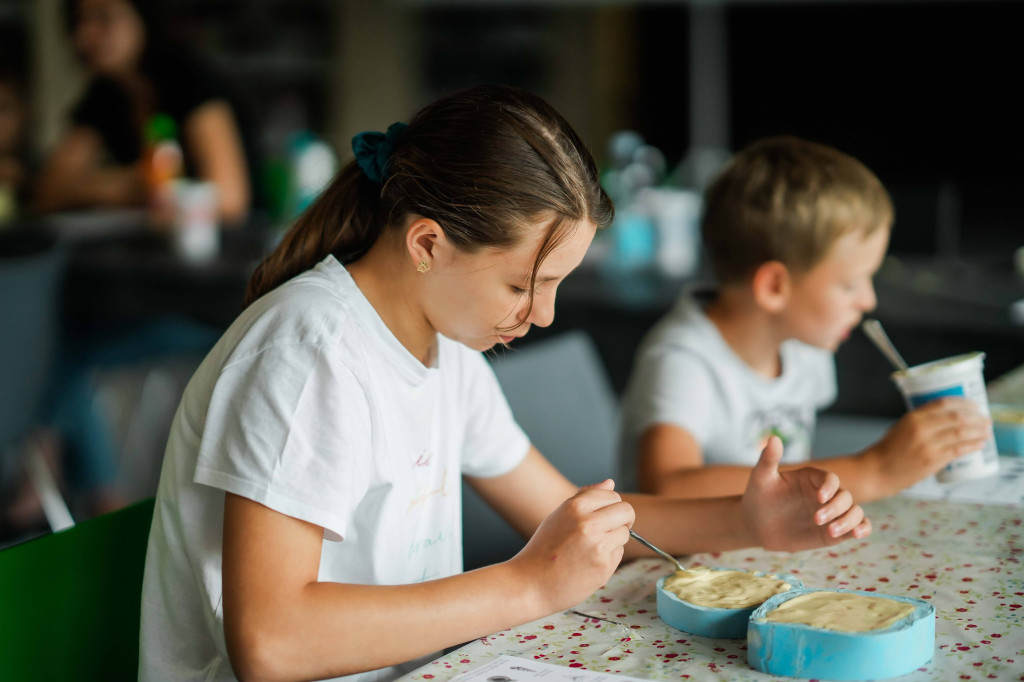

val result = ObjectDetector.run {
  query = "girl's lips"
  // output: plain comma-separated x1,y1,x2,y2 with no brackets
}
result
499,335,518,344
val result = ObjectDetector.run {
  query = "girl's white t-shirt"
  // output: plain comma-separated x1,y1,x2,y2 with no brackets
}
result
139,256,530,681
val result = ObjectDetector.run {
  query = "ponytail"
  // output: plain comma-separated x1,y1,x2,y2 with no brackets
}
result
244,163,382,307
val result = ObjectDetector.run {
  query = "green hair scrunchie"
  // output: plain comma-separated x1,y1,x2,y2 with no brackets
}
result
352,122,408,184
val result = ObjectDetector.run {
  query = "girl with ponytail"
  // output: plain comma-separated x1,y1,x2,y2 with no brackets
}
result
140,85,869,682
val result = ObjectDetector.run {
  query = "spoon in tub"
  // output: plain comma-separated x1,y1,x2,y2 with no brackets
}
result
861,319,909,372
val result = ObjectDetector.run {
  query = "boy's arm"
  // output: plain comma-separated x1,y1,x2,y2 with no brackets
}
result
637,421,885,502
638,422,760,498
813,397,992,502
641,398,992,504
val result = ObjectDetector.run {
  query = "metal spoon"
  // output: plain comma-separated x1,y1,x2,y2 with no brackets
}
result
861,319,909,372
629,529,686,572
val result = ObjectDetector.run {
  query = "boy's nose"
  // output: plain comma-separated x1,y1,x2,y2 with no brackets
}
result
860,282,878,312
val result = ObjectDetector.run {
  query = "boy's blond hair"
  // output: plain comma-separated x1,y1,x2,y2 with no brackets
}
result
702,136,893,285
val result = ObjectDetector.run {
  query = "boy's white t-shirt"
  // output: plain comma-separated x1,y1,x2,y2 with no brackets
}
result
139,256,530,682
619,289,836,491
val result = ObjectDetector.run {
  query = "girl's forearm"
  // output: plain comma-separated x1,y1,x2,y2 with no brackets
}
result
650,456,887,505
227,561,548,682
644,464,754,499
620,493,752,559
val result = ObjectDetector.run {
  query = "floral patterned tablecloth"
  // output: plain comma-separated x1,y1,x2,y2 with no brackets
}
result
402,495,1023,681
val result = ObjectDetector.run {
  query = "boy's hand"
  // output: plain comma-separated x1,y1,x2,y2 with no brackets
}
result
742,437,871,551
509,480,634,614
868,397,992,491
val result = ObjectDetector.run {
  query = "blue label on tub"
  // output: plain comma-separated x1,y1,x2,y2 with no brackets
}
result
909,385,965,408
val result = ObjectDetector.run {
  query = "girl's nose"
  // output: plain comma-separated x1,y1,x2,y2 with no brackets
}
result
526,291,556,329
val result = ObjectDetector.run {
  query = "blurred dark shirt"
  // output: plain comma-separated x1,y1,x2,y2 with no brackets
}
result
70,47,262,209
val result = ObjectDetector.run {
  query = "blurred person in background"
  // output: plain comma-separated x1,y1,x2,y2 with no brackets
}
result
34,0,252,226
16,0,259,526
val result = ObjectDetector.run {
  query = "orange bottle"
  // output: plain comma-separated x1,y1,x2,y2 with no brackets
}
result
143,113,183,226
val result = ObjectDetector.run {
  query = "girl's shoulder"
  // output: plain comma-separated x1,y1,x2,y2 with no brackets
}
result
221,265,368,363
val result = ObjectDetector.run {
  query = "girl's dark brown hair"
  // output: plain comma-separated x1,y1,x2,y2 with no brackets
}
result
245,85,614,320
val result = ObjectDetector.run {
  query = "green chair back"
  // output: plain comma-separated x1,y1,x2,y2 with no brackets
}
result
0,498,155,681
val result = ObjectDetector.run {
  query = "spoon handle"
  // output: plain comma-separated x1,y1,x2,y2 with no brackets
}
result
629,529,686,572
862,319,909,372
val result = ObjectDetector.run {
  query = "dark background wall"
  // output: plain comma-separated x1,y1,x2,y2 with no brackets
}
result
637,1,1023,259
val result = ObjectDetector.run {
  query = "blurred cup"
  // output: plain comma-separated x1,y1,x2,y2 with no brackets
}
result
892,351,999,483
639,187,702,278
172,180,219,264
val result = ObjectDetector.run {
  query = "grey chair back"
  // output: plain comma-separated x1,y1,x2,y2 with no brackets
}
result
0,230,65,458
462,331,619,570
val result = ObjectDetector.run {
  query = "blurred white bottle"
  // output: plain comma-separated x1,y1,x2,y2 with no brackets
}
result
172,180,220,264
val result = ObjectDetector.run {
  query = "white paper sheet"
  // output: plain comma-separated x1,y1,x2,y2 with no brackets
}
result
449,655,647,682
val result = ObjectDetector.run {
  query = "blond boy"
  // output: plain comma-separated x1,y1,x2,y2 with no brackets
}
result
620,136,990,501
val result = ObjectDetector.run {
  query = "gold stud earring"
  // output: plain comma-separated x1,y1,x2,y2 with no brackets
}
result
416,260,430,273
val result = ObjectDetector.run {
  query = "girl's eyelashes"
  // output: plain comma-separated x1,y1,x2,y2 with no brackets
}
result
512,283,540,296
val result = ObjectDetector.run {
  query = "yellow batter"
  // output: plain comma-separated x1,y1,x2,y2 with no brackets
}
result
764,592,915,632
662,569,793,609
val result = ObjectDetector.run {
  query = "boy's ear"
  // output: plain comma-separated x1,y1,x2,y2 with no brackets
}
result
405,217,449,271
751,261,792,314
